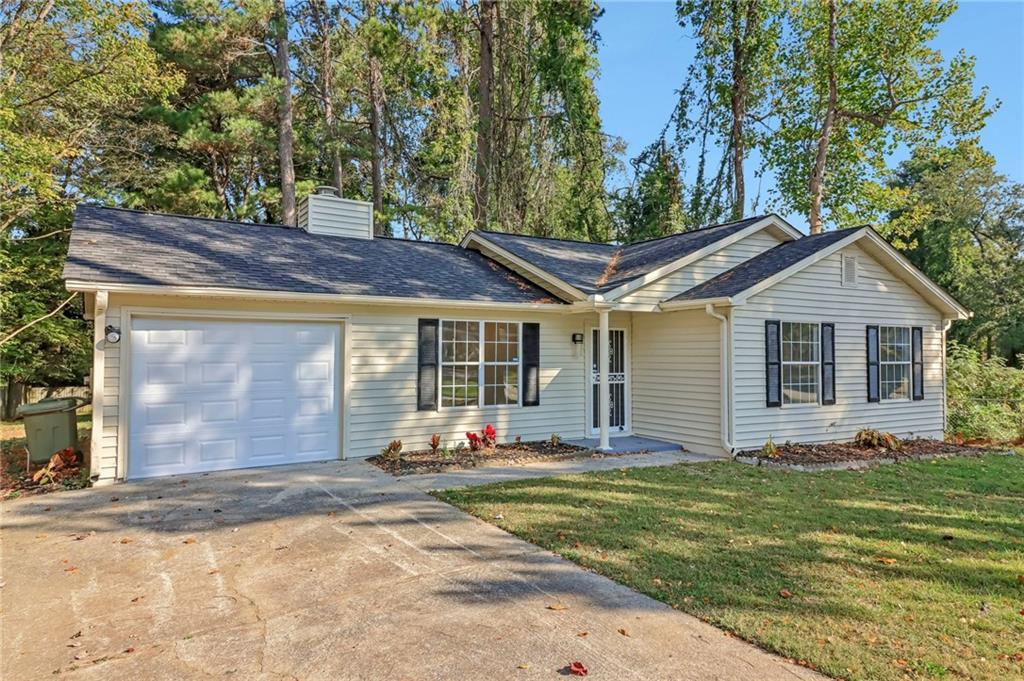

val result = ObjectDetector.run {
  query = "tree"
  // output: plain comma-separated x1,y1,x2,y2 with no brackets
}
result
0,0,179,412
884,141,1024,362
767,0,992,233
674,0,781,221
273,0,297,225
612,137,686,243
473,0,495,228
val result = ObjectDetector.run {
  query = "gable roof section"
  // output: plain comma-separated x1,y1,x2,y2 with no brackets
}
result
662,226,969,319
63,205,562,305
462,215,798,297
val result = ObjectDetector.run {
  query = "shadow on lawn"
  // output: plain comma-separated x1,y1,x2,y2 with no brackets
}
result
437,456,1024,626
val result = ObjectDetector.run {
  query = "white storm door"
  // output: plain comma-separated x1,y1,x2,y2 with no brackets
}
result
128,317,339,479
590,328,629,435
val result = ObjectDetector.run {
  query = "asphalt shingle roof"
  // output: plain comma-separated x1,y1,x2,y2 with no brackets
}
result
64,205,562,304
473,216,767,293
667,227,862,302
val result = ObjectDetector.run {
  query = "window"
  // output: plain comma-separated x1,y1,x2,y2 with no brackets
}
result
440,320,520,408
879,326,911,400
781,322,820,405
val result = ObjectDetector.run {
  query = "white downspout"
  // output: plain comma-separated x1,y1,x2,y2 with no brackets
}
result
941,318,953,436
705,303,735,454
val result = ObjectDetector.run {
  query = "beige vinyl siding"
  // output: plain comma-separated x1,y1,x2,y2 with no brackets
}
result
631,309,728,457
93,295,587,481
731,244,945,450
298,194,373,239
619,231,782,305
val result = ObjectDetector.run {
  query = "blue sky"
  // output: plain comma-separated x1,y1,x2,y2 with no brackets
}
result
595,0,1024,213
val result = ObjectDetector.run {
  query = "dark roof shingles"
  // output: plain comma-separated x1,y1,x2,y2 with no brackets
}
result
474,216,766,293
64,205,562,304
668,228,860,302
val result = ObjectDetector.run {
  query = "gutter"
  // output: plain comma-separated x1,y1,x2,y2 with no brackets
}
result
704,303,736,454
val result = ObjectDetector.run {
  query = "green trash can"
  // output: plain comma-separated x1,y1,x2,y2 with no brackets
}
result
15,397,88,465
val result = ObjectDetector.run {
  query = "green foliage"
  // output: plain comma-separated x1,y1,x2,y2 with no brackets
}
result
946,343,1024,441
766,0,992,228
1,0,180,391
612,138,686,243
883,141,1024,362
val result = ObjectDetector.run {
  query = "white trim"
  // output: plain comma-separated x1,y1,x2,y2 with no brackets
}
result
459,233,589,302
779,321,822,407
117,307,348,481
437,318,524,410
65,280,570,312
877,325,913,402
602,216,801,301
659,296,735,312
89,291,108,480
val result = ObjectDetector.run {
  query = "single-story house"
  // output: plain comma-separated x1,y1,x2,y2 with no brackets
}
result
63,189,969,483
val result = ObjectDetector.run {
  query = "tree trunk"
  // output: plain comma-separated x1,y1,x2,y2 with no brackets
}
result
729,0,746,221
367,53,384,235
312,0,343,194
2,378,25,422
274,0,297,226
808,0,838,235
473,0,496,229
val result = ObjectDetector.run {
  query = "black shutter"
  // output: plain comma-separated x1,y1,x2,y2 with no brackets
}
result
866,325,880,403
417,319,439,411
765,320,782,407
911,326,924,401
821,323,836,405
522,322,540,406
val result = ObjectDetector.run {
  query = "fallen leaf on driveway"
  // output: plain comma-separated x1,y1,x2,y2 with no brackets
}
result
568,661,588,676
617,628,631,637
517,664,530,669
208,569,220,575
576,632,588,638
546,603,568,611
131,596,144,603
64,566,78,573
779,589,793,599
182,537,196,545
119,538,132,544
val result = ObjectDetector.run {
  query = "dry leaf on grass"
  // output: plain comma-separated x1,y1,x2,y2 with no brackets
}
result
546,603,568,611
875,556,898,565
778,589,793,599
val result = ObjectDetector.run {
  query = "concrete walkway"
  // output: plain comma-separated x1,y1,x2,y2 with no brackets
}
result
2,460,820,680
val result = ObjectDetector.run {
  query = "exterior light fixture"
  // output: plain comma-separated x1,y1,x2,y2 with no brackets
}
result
571,332,584,345
104,325,121,344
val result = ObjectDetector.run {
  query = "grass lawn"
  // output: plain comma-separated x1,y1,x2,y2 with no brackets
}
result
437,454,1024,681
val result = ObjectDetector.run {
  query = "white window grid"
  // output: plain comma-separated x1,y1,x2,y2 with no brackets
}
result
879,326,911,401
440,320,521,408
781,322,820,405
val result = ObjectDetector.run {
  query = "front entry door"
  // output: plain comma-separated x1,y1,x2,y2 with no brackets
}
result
591,328,627,434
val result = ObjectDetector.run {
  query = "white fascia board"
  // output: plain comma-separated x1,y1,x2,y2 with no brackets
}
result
459,233,588,302
602,216,799,302
64,280,572,313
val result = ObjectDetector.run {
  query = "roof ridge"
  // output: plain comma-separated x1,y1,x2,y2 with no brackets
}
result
77,203,294,231
474,229,617,248
620,215,771,250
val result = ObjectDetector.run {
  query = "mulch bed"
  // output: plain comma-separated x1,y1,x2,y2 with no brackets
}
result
370,440,646,476
744,437,1002,466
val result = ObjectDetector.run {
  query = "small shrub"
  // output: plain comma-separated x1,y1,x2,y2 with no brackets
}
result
549,433,561,447
761,436,779,458
854,429,902,451
428,433,442,455
466,424,498,451
380,439,403,461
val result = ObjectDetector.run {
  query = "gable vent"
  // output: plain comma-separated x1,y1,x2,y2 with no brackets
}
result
841,253,858,287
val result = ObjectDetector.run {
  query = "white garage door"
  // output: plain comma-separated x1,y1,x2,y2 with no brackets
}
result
128,317,340,479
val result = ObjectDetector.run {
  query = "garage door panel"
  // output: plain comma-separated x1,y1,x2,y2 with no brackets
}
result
129,318,340,479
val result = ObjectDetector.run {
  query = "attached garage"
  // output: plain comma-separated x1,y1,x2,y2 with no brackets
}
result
127,317,342,479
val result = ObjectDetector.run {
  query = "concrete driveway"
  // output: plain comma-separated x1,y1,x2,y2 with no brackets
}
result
2,461,820,680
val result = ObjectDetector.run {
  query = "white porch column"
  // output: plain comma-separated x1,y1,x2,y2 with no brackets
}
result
597,307,611,451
